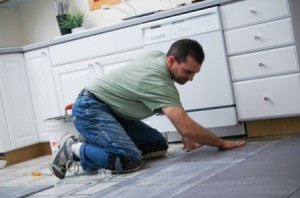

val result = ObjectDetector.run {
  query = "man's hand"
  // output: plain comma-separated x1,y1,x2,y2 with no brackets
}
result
162,106,247,150
218,140,247,150
182,137,203,152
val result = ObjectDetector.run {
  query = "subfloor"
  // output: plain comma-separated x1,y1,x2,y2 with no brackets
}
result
0,133,299,198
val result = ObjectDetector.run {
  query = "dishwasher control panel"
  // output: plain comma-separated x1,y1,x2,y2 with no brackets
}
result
141,7,221,45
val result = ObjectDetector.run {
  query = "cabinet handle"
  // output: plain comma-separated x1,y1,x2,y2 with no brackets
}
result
263,96,270,101
42,51,46,55
249,9,256,14
258,62,264,67
94,62,101,66
254,35,260,40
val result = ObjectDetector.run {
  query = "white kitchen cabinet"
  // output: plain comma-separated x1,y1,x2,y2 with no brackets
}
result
229,46,299,81
53,59,99,114
234,74,300,120
93,49,143,75
221,0,300,121
0,85,11,152
24,48,60,142
50,24,144,114
224,18,295,55
0,53,38,152
52,49,144,115
221,0,290,30
49,26,143,66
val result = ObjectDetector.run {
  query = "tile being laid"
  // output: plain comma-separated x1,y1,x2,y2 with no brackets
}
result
172,134,300,198
0,185,54,198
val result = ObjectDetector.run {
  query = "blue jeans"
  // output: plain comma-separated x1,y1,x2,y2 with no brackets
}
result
72,89,168,172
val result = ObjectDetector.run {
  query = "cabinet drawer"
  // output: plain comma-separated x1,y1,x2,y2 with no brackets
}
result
49,26,143,66
233,74,300,120
220,0,290,30
225,18,294,55
229,46,299,81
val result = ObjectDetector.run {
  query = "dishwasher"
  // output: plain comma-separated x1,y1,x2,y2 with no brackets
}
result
141,7,245,141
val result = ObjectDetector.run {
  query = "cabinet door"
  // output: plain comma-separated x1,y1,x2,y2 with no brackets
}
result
93,49,143,75
53,60,98,114
0,53,38,150
25,48,60,142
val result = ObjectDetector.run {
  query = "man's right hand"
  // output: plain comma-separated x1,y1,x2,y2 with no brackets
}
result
162,106,247,150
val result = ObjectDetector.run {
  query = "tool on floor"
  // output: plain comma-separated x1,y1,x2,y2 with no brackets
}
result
31,171,53,177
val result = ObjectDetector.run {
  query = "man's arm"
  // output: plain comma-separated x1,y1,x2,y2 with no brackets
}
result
162,106,246,149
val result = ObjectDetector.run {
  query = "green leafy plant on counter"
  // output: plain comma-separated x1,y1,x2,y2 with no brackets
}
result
59,11,85,29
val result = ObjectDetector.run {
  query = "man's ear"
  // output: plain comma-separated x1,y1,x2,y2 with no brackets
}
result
166,55,176,67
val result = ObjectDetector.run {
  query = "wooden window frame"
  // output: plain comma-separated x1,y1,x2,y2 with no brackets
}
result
88,0,120,10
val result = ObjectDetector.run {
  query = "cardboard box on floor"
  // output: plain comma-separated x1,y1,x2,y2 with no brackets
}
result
3,143,51,166
246,116,300,137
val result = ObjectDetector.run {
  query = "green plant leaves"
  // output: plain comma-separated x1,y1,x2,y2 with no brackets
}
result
59,11,85,29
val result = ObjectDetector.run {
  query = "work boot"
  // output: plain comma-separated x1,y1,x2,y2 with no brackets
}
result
50,134,78,179
139,142,169,159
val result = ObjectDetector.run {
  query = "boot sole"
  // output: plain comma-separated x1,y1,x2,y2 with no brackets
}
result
50,164,66,179
142,150,167,160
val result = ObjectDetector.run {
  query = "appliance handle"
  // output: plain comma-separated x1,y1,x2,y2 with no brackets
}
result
141,8,216,29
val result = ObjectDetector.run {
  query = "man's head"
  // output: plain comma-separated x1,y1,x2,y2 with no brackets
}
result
165,39,205,85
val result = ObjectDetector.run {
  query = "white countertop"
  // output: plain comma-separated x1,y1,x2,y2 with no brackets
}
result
0,0,234,54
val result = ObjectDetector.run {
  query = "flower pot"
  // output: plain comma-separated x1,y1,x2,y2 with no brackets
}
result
71,27,85,33
56,14,72,35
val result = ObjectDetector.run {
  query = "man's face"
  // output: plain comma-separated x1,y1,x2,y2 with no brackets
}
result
168,55,201,85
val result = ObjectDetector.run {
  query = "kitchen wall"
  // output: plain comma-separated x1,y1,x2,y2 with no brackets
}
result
18,0,60,45
0,7,24,47
0,0,183,47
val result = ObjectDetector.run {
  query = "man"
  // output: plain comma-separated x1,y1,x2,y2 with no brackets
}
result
50,39,246,179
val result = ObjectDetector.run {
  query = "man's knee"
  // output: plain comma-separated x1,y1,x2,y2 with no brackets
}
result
107,153,142,173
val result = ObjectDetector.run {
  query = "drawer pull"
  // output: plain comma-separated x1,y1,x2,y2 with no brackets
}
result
258,62,265,67
254,35,261,40
263,96,270,101
41,51,46,55
249,9,256,14
94,62,101,65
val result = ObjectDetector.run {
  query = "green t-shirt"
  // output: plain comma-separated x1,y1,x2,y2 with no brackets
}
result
87,51,182,120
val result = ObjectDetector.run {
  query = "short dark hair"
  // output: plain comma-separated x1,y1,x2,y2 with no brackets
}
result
166,39,205,64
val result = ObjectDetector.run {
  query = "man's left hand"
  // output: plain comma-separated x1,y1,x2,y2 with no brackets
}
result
182,137,203,152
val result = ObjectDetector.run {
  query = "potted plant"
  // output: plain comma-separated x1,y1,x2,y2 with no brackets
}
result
59,11,86,33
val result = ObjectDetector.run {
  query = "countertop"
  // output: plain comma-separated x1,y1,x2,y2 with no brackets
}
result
0,0,234,54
